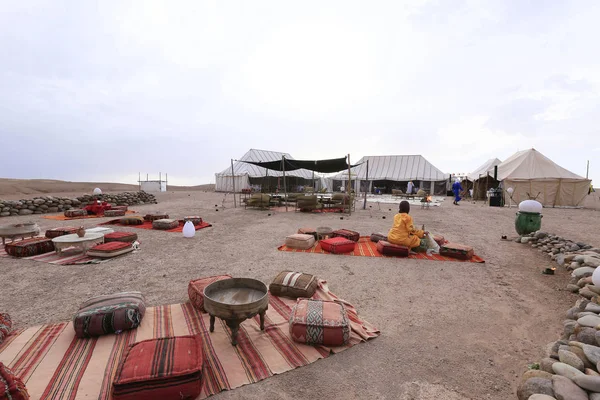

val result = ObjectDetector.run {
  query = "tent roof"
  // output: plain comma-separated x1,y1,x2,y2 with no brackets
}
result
497,148,586,181
215,149,314,178
468,158,502,181
331,155,447,181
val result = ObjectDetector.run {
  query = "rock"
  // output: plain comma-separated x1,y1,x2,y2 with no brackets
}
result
517,377,554,400
577,312,598,318
584,256,600,267
579,277,594,287
570,245,581,252
576,328,598,345
548,341,564,359
552,374,588,400
572,374,600,391
540,358,559,373
564,321,578,336
0,212,9,217
521,370,554,383
579,287,596,299
586,303,600,313
18,209,34,215
588,285,600,295
567,284,581,293
577,315,600,328
591,393,600,400
567,345,596,369
586,368,600,376
522,237,532,243
576,299,591,310
558,349,585,371
528,395,557,400
567,307,580,320
573,267,596,278
582,344,600,364
552,362,585,380
535,231,549,239
555,254,566,266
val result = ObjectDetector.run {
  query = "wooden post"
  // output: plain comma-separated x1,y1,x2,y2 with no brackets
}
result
138,172,141,191
231,159,236,208
347,154,352,216
363,159,369,210
283,156,288,212
587,160,590,179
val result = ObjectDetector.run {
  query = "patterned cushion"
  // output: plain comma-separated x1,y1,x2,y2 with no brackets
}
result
120,216,144,225
432,234,447,246
45,226,78,239
152,219,179,230
112,335,203,400
73,292,146,338
86,242,133,258
111,206,128,212
285,234,315,250
370,232,388,243
0,313,11,345
316,226,334,239
319,237,356,254
289,299,350,346
188,275,232,312
439,242,474,260
269,271,318,299
64,209,87,218
0,362,29,400
376,240,409,257
183,216,203,226
104,209,126,217
297,228,317,240
331,229,360,242
4,237,55,258
104,232,138,243
143,213,169,222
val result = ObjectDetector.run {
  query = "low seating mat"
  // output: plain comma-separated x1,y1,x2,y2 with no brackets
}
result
100,219,213,233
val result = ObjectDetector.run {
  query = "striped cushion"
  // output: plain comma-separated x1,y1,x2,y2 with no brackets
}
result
104,232,138,243
104,209,126,217
64,209,87,218
332,229,360,242
297,227,317,240
0,362,29,400
152,219,179,230
369,232,388,243
285,234,315,250
143,213,169,222
439,242,474,260
120,216,144,225
269,271,318,299
188,275,232,312
289,299,350,346
73,292,146,338
4,237,55,258
376,240,409,257
0,313,11,345
113,335,203,400
183,216,203,226
45,226,78,239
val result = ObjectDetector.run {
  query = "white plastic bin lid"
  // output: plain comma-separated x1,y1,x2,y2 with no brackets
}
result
518,200,542,213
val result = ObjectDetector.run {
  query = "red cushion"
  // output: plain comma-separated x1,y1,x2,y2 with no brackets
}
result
4,238,55,258
104,232,138,243
320,237,356,254
112,335,203,400
376,240,409,257
188,275,232,312
439,242,474,260
432,234,447,246
289,299,350,346
0,313,12,344
89,241,131,253
45,227,78,239
331,229,360,242
0,362,29,400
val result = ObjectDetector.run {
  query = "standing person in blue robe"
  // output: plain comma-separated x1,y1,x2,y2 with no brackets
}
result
452,178,463,205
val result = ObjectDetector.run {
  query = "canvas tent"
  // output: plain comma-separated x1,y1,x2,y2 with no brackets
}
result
497,148,590,207
468,158,502,199
468,158,502,182
215,149,314,192
330,155,448,195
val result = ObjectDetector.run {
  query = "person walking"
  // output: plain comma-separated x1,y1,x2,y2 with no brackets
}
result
407,180,414,195
452,178,463,205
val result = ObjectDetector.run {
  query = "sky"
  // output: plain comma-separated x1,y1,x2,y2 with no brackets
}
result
0,0,599,185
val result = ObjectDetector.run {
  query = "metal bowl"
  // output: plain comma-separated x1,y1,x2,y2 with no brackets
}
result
203,278,268,320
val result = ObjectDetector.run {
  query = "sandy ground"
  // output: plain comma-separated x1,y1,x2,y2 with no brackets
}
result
2,191,600,399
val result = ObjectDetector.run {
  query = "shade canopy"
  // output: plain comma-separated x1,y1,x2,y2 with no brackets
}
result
244,156,357,173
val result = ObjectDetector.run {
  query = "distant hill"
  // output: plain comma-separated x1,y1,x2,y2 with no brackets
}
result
0,178,214,196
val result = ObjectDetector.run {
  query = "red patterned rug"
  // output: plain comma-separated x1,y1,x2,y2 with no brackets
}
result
100,219,212,233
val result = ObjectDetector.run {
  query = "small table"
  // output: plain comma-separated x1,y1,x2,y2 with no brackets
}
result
0,223,41,245
52,233,105,255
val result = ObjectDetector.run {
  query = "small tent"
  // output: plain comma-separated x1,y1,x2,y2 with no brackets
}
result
497,148,590,207
330,155,447,195
468,158,502,200
215,149,314,192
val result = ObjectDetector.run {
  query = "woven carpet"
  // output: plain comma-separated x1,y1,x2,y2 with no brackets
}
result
278,236,485,263
0,281,379,399
0,243,134,265
271,206,347,213
100,219,212,232
42,210,137,221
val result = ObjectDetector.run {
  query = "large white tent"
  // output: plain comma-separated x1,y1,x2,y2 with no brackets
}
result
468,158,503,181
498,148,590,207
215,149,314,192
330,155,448,194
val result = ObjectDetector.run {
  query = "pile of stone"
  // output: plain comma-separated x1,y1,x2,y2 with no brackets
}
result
516,231,600,400
0,191,157,217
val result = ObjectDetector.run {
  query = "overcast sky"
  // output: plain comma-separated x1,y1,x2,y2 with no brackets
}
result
1,0,598,185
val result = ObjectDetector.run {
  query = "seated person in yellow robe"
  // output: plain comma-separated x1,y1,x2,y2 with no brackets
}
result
387,201,428,249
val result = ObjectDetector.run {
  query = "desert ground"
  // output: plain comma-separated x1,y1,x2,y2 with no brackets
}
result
2,188,600,399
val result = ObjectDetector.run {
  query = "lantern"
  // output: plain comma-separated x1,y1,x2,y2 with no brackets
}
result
183,221,195,238
93,188,102,195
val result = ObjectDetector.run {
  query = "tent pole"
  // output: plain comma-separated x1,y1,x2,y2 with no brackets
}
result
363,159,369,210
347,154,351,216
587,160,590,179
231,159,236,208
283,156,288,212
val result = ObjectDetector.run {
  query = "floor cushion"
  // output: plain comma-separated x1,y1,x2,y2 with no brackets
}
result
332,229,360,242
104,231,138,243
316,226,334,240
112,335,203,400
370,232,388,243
86,241,134,258
0,313,11,345
104,209,126,217
183,216,203,226
432,234,447,246
152,219,179,230
0,362,29,400
85,227,115,235
120,216,144,225
73,292,146,338
45,226,78,239
439,242,474,260
376,240,409,257
188,275,232,312
64,209,87,218
285,234,315,250
143,213,169,222
111,205,128,212
269,271,318,299
289,299,350,346
297,227,317,241
4,237,55,258
320,237,356,254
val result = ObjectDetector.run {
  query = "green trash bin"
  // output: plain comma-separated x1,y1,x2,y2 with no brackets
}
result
515,211,543,236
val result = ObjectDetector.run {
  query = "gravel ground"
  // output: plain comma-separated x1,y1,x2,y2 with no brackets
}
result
2,191,600,399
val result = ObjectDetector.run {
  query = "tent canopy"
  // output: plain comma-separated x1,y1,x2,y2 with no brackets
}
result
331,155,447,181
215,149,313,179
468,158,502,181
244,156,356,173
497,148,584,181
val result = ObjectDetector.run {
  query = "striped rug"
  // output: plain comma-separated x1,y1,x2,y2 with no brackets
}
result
278,236,485,263
0,246,117,265
100,219,212,233
0,281,379,399
42,211,137,221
